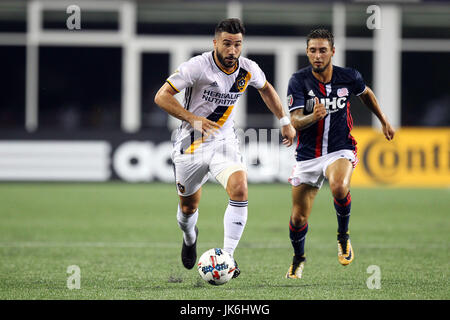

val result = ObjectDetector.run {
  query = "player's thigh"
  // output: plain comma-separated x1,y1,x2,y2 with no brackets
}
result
325,158,353,199
289,158,327,190
172,153,210,199
210,138,247,200
179,187,202,215
291,184,319,224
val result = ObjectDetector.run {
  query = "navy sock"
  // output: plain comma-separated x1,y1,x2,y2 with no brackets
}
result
289,220,308,258
334,192,351,234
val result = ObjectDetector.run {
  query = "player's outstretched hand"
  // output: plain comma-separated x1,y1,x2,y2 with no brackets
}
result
281,123,296,147
382,121,395,141
313,97,327,121
189,115,221,136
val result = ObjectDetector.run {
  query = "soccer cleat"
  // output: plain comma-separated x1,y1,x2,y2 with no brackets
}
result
181,226,198,269
232,259,240,279
285,255,306,279
337,232,354,266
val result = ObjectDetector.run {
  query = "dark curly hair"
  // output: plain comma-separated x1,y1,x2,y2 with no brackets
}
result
307,28,334,48
215,18,246,36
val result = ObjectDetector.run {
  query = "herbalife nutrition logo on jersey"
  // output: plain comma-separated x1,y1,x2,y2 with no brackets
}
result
202,90,242,106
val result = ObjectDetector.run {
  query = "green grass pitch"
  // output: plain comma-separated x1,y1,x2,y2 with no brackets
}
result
0,182,448,300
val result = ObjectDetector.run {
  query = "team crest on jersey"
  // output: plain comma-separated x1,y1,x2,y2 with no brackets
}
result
235,75,249,92
231,68,251,93
287,94,293,107
177,182,185,194
337,87,349,97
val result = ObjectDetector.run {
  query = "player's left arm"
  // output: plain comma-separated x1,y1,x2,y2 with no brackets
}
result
359,86,395,141
258,81,296,146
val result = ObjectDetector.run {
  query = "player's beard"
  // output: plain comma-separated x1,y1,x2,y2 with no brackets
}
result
312,58,331,73
216,50,239,69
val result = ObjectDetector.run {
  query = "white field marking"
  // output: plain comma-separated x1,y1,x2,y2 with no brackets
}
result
0,241,447,249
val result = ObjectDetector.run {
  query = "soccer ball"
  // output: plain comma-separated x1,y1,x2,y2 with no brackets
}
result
197,248,235,285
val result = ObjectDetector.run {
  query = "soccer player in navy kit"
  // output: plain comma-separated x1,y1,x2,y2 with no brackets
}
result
285,29,395,279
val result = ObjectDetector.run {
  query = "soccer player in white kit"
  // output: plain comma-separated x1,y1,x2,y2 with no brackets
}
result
154,18,296,277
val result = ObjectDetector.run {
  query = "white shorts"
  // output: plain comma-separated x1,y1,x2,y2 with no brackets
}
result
171,137,246,196
288,150,358,189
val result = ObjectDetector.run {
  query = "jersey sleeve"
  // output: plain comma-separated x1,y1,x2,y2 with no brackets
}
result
353,69,367,96
166,56,202,93
248,60,267,90
287,75,305,113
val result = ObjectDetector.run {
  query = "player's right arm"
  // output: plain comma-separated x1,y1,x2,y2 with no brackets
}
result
287,74,327,131
290,97,327,131
154,83,220,135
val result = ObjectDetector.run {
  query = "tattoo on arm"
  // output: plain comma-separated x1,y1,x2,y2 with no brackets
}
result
290,108,316,131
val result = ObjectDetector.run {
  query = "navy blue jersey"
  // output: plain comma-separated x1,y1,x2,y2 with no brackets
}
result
287,65,366,161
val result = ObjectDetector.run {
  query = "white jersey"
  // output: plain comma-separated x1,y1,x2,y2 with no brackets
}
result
167,51,267,154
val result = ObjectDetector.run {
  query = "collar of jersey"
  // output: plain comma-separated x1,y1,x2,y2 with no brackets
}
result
211,51,239,75
309,65,336,85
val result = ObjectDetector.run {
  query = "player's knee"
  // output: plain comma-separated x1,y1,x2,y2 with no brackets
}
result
228,182,248,201
291,212,307,227
329,181,349,200
180,203,198,215
291,207,308,226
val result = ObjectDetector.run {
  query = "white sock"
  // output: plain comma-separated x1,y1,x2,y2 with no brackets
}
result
177,205,198,246
223,200,248,257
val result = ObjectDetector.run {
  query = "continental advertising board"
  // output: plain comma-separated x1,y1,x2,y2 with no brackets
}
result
351,128,450,187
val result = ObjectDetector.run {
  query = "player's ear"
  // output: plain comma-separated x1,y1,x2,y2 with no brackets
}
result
332,46,335,56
